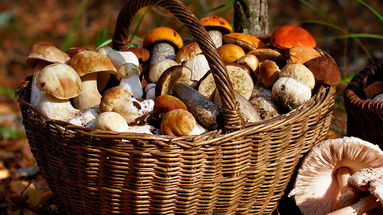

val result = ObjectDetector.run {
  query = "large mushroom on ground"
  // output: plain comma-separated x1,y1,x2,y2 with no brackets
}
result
270,25,316,49
289,137,383,215
199,15,232,48
26,43,70,107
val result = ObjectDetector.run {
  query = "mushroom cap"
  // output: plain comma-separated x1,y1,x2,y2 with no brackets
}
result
176,42,202,63
247,48,284,66
68,51,117,77
364,81,383,99
154,95,188,116
36,63,82,99
289,137,383,215
26,43,70,68
95,111,129,132
270,25,316,49
217,44,246,64
66,47,88,58
279,63,315,90
287,46,321,64
199,16,233,34
99,86,131,112
160,109,197,136
143,26,183,50
258,60,280,88
304,53,341,86
223,32,265,51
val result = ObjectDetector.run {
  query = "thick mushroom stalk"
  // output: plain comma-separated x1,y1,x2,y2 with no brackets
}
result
117,55,143,98
150,42,176,65
199,16,233,48
36,63,82,121
289,137,383,215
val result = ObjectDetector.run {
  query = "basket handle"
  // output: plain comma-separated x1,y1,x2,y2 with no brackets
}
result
112,0,242,131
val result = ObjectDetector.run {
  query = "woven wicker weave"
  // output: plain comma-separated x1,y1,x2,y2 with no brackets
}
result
17,0,335,214
344,60,383,147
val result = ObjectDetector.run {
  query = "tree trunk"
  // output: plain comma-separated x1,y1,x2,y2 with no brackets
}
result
233,0,269,35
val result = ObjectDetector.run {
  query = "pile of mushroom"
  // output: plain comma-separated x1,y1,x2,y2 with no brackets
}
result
26,19,341,136
289,137,383,215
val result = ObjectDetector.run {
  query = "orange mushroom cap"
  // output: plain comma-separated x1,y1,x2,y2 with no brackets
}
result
217,44,245,63
143,26,183,50
270,25,316,49
223,32,265,51
199,16,233,34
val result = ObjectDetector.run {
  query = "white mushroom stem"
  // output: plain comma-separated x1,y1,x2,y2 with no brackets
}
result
118,63,143,98
150,43,176,65
208,29,223,48
38,94,80,121
337,167,359,205
68,107,99,128
73,73,102,109
31,62,50,107
327,195,380,215
145,83,156,100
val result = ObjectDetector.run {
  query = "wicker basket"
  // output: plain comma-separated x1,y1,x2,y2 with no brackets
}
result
17,0,336,214
344,60,383,147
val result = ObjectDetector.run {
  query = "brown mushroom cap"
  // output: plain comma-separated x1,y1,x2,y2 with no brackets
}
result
287,46,321,64
120,47,150,62
223,32,265,51
247,48,285,66
160,109,197,136
68,51,117,77
26,43,70,68
199,16,233,34
304,53,341,86
217,44,245,64
270,25,316,49
289,137,383,215
143,26,183,50
36,63,82,99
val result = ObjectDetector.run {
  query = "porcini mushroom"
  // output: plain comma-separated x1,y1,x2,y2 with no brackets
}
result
258,60,280,88
155,65,194,96
304,52,341,86
289,137,383,215
287,46,321,64
68,51,117,109
95,111,157,134
160,109,206,136
143,26,183,66
199,16,233,48
26,43,70,107
35,63,82,121
99,86,154,125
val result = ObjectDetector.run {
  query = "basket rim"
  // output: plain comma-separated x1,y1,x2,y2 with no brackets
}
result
344,60,383,110
17,75,335,148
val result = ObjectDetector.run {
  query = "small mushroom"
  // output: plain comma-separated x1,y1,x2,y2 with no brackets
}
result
248,48,285,66
160,109,206,136
364,81,383,99
26,43,70,107
223,32,265,52
143,26,183,66
68,51,117,109
36,63,82,121
270,25,316,49
172,83,222,130
95,111,157,134
199,16,233,48
153,95,187,118
217,44,245,64
177,42,210,83
289,137,383,215
258,60,280,88
99,86,154,125
155,65,194,96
